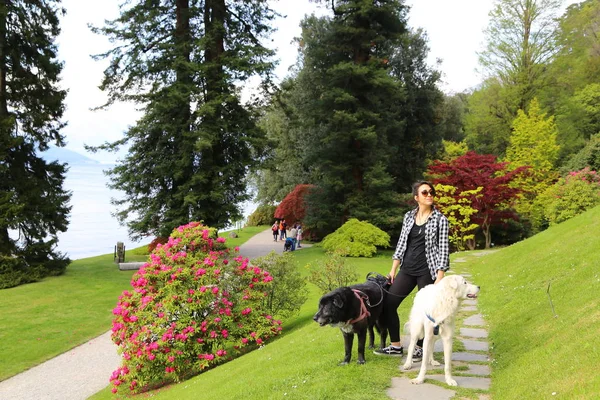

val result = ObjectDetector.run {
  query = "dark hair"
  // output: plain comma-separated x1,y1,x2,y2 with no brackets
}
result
411,180,435,197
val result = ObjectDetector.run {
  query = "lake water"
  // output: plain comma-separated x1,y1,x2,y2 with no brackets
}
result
55,163,148,260
54,163,254,260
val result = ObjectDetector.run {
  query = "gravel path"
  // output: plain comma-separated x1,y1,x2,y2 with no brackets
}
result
0,228,309,400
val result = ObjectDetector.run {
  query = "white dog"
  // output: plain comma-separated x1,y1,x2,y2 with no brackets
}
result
402,274,480,386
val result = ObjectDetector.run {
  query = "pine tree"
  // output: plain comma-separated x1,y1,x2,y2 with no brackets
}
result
89,1,276,239
274,1,443,237
0,1,71,288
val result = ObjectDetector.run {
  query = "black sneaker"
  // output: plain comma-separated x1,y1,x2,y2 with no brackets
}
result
373,345,404,356
412,345,423,362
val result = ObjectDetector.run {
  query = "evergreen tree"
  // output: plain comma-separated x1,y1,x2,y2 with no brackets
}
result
0,1,71,288
272,1,442,237
89,0,276,239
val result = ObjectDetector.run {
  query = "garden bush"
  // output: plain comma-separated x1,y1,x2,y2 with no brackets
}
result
321,218,390,257
109,222,282,395
251,251,308,319
533,167,600,228
246,204,277,226
306,251,359,294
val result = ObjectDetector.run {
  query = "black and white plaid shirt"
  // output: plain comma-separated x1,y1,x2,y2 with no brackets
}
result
392,206,450,280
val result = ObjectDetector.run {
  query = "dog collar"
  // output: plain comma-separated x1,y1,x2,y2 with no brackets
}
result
348,290,371,324
426,313,441,335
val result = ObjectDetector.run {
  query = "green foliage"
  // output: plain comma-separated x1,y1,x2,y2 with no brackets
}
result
506,98,561,220
561,133,600,173
0,2,71,284
533,167,600,227
109,222,282,394
433,184,481,251
246,204,277,227
306,251,360,294
251,251,308,319
440,140,469,163
88,1,276,239
464,79,515,156
321,219,390,258
256,5,443,238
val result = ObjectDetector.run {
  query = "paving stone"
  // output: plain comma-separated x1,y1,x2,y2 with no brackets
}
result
462,339,489,351
466,364,491,376
428,375,491,390
462,299,478,306
453,258,467,263
460,328,488,338
460,305,478,312
452,352,489,362
387,377,456,400
463,314,486,326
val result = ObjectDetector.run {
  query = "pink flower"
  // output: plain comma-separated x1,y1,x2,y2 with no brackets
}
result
129,315,138,322
256,338,263,345
212,287,219,294
165,366,175,373
221,329,228,338
196,268,206,276
148,354,155,361
216,349,227,357
168,356,175,363
199,286,207,292
111,388,118,394
241,338,248,344
217,237,226,243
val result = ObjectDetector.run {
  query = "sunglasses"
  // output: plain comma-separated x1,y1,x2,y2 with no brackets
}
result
420,189,435,197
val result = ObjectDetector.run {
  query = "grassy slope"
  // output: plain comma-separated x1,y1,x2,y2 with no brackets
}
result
94,208,600,400
470,206,600,399
0,226,267,381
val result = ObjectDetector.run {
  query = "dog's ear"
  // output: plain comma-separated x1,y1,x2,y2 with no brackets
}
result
333,294,344,309
448,276,458,290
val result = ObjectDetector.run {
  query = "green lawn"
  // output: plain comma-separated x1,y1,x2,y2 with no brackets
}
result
4,211,600,399
0,225,268,381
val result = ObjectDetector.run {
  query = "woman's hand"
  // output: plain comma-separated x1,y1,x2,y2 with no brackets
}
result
434,270,445,284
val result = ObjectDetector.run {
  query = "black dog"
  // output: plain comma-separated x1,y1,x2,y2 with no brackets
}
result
313,273,389,365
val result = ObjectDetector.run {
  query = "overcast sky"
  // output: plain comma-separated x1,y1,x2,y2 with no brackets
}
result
53,0,521,163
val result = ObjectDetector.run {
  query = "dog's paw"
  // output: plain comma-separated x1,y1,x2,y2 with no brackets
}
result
410,377,424,385
402,362,412,371
445,378,458,387
430,360,441,367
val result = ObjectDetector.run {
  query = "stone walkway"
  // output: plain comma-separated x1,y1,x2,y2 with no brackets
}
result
0,228,306,400
387,274,491,400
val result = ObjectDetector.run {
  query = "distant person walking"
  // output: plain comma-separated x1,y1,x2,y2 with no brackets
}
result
289,225,298,251
272,221,279,241
279,219,287,240
296,224,303,248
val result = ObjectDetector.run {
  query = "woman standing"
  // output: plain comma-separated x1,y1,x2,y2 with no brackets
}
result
374,181,450,359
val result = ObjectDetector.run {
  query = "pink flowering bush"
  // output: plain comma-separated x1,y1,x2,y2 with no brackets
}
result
109,222,282,394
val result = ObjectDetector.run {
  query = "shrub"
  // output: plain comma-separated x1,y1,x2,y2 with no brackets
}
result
321,218,390,257
109,222,282,395
533,167,600,227
251,251,308,319
274,184,314,225
306,251,359,294
147,237,168,253
246,204,277,227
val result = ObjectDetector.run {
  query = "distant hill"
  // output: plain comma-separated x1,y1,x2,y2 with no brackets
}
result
39,146,100,165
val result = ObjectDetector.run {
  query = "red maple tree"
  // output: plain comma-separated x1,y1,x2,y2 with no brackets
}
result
427,151,529,248
274,184,315,226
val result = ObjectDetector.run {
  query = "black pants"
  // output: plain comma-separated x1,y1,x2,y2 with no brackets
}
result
384,269,434,344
